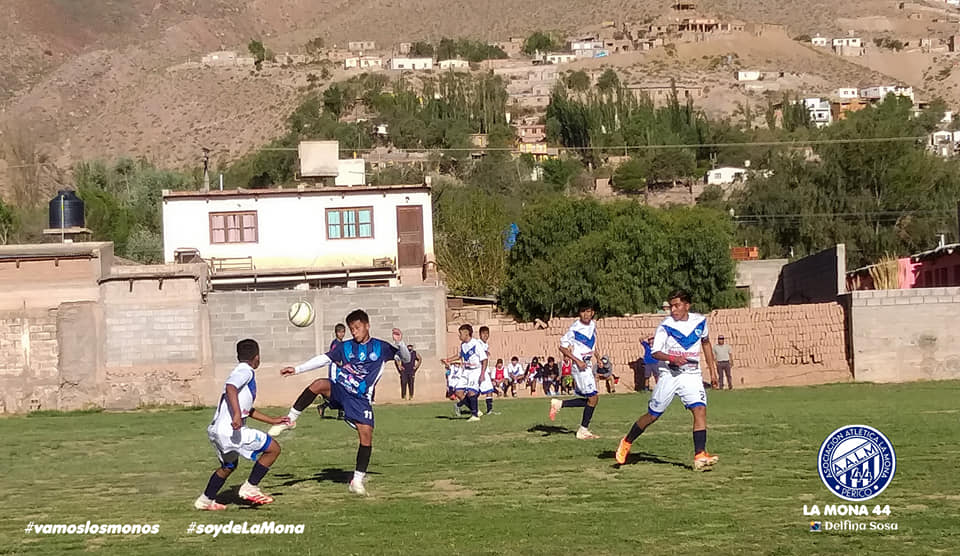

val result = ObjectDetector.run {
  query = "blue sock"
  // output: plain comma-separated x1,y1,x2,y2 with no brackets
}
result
203,471,227,499
693,429,707,454
562,398,588,408
247,462,270,486
486,397,493,413
580,405,596,428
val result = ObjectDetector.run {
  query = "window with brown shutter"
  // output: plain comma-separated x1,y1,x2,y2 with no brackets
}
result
210,211,258,244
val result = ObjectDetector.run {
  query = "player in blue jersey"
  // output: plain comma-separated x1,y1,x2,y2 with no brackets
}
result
549,301,603,440
269,310,411,495
615,290,720,471
194,339,290,510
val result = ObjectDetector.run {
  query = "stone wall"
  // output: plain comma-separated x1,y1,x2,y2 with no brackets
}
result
447,303,851,390
850,287,960,382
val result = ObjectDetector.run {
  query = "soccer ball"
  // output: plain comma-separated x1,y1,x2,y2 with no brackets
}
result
288,301,315,328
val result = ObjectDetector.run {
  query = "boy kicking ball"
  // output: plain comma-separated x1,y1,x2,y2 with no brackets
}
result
269,309,411,495
615,290,720,471
195,339,289,510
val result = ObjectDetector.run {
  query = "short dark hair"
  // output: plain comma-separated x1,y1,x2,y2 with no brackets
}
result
511,356,519,361
668,289,692,304
236,339,259,362
496,358,503,365
547,356,555,363
334,323,346,332
578,300,596,312
345,309,369,325
478,325,490,335
458,323,473,336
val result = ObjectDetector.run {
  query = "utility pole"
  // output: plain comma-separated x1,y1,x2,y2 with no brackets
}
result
202,147,211,192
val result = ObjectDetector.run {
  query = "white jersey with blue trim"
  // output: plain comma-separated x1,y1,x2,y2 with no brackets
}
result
459,338,488,370
211,362,257,431
653,313,708,375
560,319,598,362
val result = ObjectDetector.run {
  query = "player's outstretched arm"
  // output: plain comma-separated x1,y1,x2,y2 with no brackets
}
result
280,354,333,376
394,331,412,363
249,409,291,426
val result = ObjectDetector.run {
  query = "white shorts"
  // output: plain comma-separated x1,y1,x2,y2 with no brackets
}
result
648,371,706,416
207,424,271,467
462,367,482,393
572,361,598,397
479,371,494,394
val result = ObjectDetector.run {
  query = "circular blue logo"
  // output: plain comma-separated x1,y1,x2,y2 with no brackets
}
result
818,425,896,502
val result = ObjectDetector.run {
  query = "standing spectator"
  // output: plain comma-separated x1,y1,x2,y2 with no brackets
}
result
640,336,660,392
319,324,347,419
560,356,574,395
596,355,616,393
657,301,670,315
394,344,422,400
713,335,733,390
526,357,542,395
506,356,524,397
541,357,560,396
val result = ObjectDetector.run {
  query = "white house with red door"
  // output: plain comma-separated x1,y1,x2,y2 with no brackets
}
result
160,183,434,288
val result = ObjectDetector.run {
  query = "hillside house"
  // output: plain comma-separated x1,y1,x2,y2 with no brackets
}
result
830,98,868,121
847,240,960,290
348,41,376,52
514,122,547,143
398,42,412,55
571,39,604,51
832,37,862,48
201,51,255,67
545,53,577,64
626,83,704,105
811,35,829,47
388,57,434,71
804,98,833,127
438,59,470,70
736,70,762,81
345,56,384,70
679,18,721,32
705,166,747,185
860,85,914,102
833,87,859,99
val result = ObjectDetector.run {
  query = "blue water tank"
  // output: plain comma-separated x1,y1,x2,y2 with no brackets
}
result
48,190,85,229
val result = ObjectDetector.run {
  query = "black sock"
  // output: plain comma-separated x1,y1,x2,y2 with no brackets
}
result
626,422,646,443
203,471,227,499
468,395,479,416
457,398,468,408
562,398,588,408
580,405,596,428
247,462,270,486
693,429,707,454
486,397,493,412
293,388,319,411
356,444,372,474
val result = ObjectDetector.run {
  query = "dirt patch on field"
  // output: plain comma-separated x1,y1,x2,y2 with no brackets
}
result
428,479,477,499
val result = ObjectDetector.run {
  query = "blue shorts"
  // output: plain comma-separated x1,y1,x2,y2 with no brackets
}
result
327,381,375,428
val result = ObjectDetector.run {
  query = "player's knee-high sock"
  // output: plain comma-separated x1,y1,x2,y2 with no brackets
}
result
580,405,595,428
693,429,707,454
485,396,493,413
288,388,318,421
202,472,227,500
354,444,372,483
625,421,646,443
246,462,270,486
561,398,588,408
468,395,479,417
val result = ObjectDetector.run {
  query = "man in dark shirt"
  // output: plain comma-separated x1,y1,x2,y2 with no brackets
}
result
394,344,422,400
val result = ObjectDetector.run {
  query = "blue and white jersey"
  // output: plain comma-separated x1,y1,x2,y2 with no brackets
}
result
211,363,257,431
653,313,708,375
326,338,400,400
459,338,488,370
560,319,597,362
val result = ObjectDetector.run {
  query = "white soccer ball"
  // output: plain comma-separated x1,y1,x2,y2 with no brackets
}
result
288,301,315,328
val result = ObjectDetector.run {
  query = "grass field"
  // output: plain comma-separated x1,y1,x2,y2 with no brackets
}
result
2,381,959,555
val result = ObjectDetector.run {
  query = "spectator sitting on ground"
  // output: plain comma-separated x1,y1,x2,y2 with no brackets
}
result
560,355,574,395
526,357,542,395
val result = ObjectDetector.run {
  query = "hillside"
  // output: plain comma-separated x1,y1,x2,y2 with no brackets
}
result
0,0,951,201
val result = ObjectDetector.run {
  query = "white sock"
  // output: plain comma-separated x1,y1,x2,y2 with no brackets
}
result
240,480,253,490
287,408,302,422
353,470,366,483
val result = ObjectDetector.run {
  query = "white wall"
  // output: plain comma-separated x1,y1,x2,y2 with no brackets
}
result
336,159,366,186
162,190,434,269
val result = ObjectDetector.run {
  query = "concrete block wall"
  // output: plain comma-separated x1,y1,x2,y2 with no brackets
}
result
736,259,788,307
448,303,851,391
0,309,60,413
851,287,960,382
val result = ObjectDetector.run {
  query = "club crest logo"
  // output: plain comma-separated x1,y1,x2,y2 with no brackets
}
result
369,352,378,361
818,425,896,502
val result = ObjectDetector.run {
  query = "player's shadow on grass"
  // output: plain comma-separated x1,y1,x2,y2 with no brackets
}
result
272,468,380,487
215,486,280,509
434,415,465,420
527,424,575,436
597,450,693,470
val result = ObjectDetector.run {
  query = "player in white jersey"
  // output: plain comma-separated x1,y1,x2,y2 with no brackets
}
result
549,301,603,440
194,339,290,510
477,326,498,415
442,324,487,421
615,290,720,471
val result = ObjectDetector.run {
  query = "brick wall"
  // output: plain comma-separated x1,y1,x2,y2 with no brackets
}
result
0,309,60,412
850,287,960,382
447,303,851,391
207,286,447,406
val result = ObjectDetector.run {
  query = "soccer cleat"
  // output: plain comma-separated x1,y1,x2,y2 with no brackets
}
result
576,426,599,440
477,410,484,417
615,437,632,465
549,398,562,421
194,495,227,511
694,452,719,471
468,415,481,422
267,421,296,436
348,479,367,496
238,483,274,505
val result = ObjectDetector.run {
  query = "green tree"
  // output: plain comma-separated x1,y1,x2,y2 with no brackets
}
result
248,39,266,70
0,196,18,244
541,158,583,191
305,37,325,55
410,41,434,57
522,31,558,55
612,156,650,192
596,69,620,94
565,70,590,92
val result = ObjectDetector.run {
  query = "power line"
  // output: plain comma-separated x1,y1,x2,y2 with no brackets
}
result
257,135,930,153
732,209,955,222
